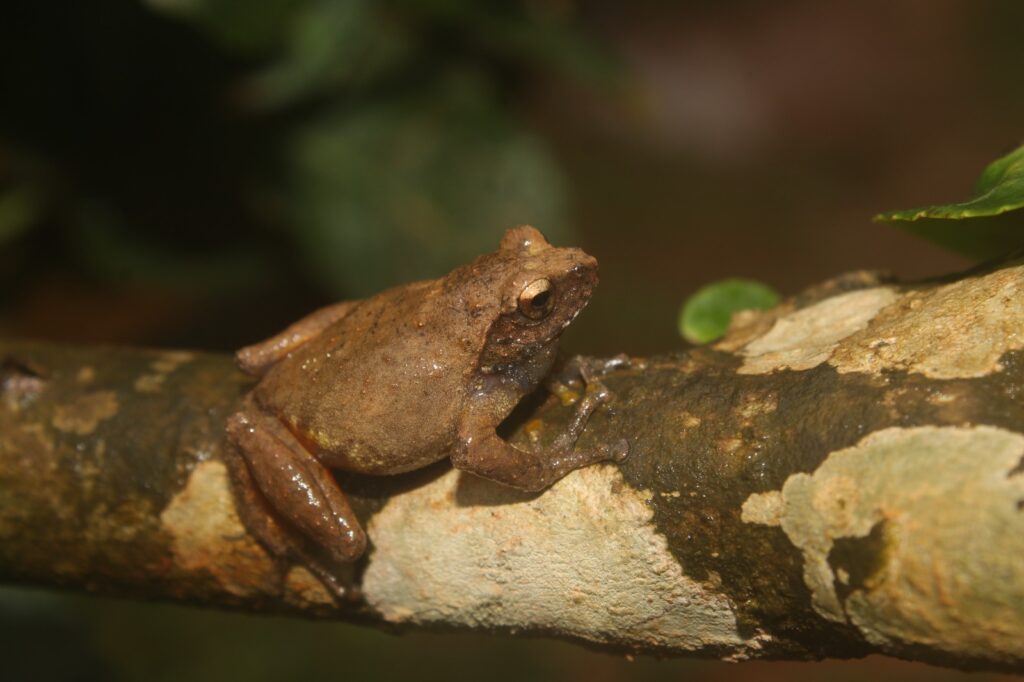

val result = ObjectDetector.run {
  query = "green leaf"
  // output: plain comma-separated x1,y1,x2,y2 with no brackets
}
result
882,213,1024,261
285,76,569,296
874,143,1024,258
679,279,780,344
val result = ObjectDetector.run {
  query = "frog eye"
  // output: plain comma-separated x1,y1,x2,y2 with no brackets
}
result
518,279,554,320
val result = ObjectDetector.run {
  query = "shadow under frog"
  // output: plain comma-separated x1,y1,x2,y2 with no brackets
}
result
225,226,628,598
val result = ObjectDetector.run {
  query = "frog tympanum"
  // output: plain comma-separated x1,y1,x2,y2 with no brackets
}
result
225,226,627,597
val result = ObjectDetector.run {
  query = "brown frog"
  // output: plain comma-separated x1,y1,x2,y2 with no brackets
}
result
225,226,627,597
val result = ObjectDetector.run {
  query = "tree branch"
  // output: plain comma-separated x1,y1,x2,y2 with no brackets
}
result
1,262,1022,672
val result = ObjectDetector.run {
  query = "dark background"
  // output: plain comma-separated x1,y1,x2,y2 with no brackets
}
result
1,1,1021,680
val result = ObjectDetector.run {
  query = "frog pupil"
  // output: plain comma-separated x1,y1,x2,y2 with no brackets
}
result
531,290,551,309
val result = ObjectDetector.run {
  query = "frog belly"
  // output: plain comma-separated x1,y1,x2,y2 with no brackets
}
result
315,437,451,475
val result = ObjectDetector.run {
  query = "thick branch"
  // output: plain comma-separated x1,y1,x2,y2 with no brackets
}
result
1,263,1022,671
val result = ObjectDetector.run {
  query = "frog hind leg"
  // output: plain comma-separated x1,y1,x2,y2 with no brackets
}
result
236,301,358,376
452,375,629,493
224,400,366,600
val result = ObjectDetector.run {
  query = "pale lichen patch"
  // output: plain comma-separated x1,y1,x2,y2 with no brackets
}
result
85,498,154,544
830,265,1024,379
677,412,702,430
742,426,1024,663
740,491,783,526
284,567,334,607
715,302,795,353
76,438,105,497
363,465,764,654
52,391,119,435
152,351,194,374
160,460,278,598
134,373,165,393
926,390,957,405
734,265,1024,380
737,288,898,375
135,351,195,393
736,391,779,420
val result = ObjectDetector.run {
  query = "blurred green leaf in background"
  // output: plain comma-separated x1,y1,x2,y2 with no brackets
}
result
0,184,39,247
0,0,617,314
140,0,615,295
288,79,568,295
875,142,1024,259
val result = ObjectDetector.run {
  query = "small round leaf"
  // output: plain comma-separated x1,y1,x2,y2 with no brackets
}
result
679,278,780,344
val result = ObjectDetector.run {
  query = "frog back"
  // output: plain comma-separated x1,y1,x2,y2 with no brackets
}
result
254,280,484,474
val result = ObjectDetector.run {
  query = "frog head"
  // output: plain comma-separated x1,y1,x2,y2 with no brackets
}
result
474,225,598,381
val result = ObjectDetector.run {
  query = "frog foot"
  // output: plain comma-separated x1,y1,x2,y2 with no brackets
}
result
549,353,640,394
551,373,629,463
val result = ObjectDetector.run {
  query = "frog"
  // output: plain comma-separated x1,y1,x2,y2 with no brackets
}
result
224,225,628,598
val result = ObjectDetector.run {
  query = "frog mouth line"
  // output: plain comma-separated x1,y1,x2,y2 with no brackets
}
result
557,306,585,332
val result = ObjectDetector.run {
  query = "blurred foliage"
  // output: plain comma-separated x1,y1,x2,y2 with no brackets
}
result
678,278,780,344
0,0,616,301
0,184,39,246
288,80,567,293
72,202,272,294
974,0,1024,107
875,143,1024,259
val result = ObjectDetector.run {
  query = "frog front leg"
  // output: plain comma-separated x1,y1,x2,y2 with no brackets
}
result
547,353,637,395
452,380,628,492
224,397,366,599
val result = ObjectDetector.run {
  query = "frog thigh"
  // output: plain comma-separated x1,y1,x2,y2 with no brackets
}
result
225,401,366,578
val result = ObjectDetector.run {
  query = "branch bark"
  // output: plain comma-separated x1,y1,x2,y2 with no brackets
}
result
1,262,1022,672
